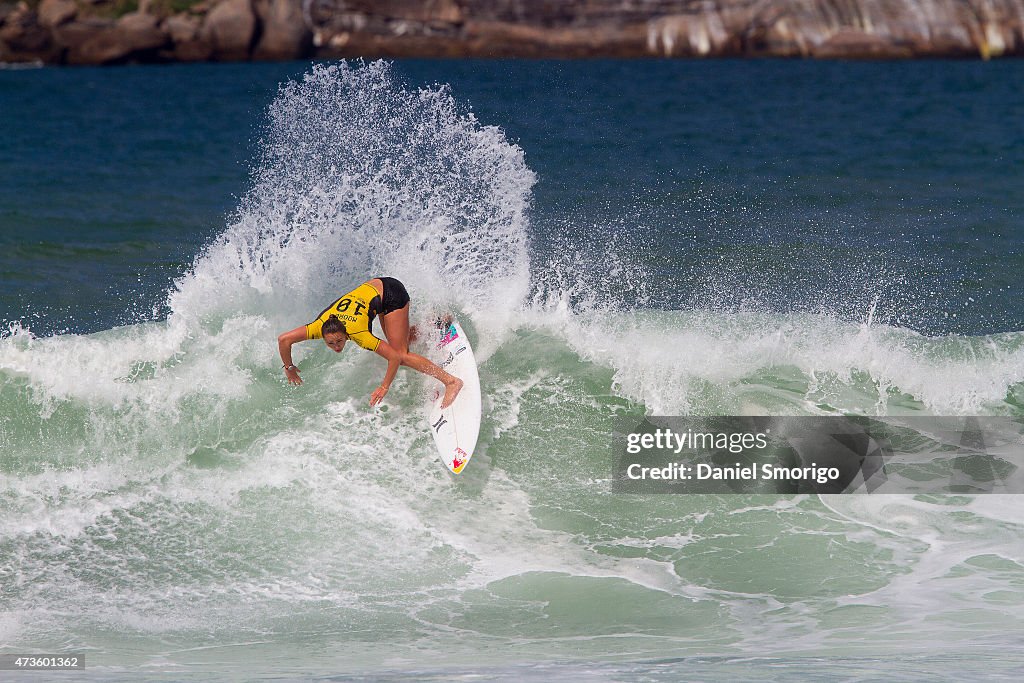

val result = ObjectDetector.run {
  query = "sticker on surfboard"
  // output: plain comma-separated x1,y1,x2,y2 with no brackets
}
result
438,322,459,347
426,317,481,474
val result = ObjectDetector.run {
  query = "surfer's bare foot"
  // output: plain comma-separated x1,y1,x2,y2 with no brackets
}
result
441,377,463,409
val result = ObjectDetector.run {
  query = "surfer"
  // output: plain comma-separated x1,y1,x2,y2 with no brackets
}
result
277,277,463,408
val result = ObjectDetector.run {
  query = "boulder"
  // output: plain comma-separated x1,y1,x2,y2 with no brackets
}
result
200,0,255,61
0,3,18,26
115,11,167,53
55,18,120,63
253,0,312,59
0,5,57,61
37,0,76,28
163,12,212,61
55,13,166,64
164,13,199,43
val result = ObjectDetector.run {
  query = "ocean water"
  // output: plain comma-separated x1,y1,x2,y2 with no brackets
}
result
1,59,1023,681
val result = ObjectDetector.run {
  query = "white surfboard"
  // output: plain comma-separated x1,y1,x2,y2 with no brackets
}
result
426,317,481,474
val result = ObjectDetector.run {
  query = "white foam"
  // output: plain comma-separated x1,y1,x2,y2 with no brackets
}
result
166,61,535,354
820,495,1024,632
527,307,1024,416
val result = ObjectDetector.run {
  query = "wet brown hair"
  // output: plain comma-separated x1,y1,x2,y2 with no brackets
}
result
322,315,348,337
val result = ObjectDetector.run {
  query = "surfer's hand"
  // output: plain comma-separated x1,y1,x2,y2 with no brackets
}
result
370,384,389,406
284,365,302,385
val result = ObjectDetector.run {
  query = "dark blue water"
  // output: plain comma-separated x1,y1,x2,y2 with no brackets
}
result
1,63,299,330
1,60,1022,337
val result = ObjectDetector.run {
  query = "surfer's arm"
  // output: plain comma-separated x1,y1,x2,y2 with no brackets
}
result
370,341,403,405
277,326,307,385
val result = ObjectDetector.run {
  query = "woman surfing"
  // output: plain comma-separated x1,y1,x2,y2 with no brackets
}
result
277,277,463,408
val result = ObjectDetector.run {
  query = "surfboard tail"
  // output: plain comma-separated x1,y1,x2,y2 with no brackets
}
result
451,446,471,473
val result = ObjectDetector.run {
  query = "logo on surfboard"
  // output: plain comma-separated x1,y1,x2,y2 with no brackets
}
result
452,447,469,473
438,323,459,347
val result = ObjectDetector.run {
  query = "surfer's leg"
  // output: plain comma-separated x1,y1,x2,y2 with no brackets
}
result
379,303,411,355
399,351,464,408
379,289,462,407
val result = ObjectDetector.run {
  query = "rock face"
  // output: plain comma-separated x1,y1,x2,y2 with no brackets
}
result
1,0,1023,65
37,0,76,29
116,12,168,53
309,0,1024,59
254,0,313,60
162,13,211,61
201,0,256,60
1,5,58,63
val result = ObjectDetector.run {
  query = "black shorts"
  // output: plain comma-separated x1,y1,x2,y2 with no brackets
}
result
378,277,410,315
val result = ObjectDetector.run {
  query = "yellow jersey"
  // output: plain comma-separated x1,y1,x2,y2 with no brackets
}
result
305,282,383,351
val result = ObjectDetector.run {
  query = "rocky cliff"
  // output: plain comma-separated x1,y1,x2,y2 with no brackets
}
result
2,0,1023,65
0,0,312,64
